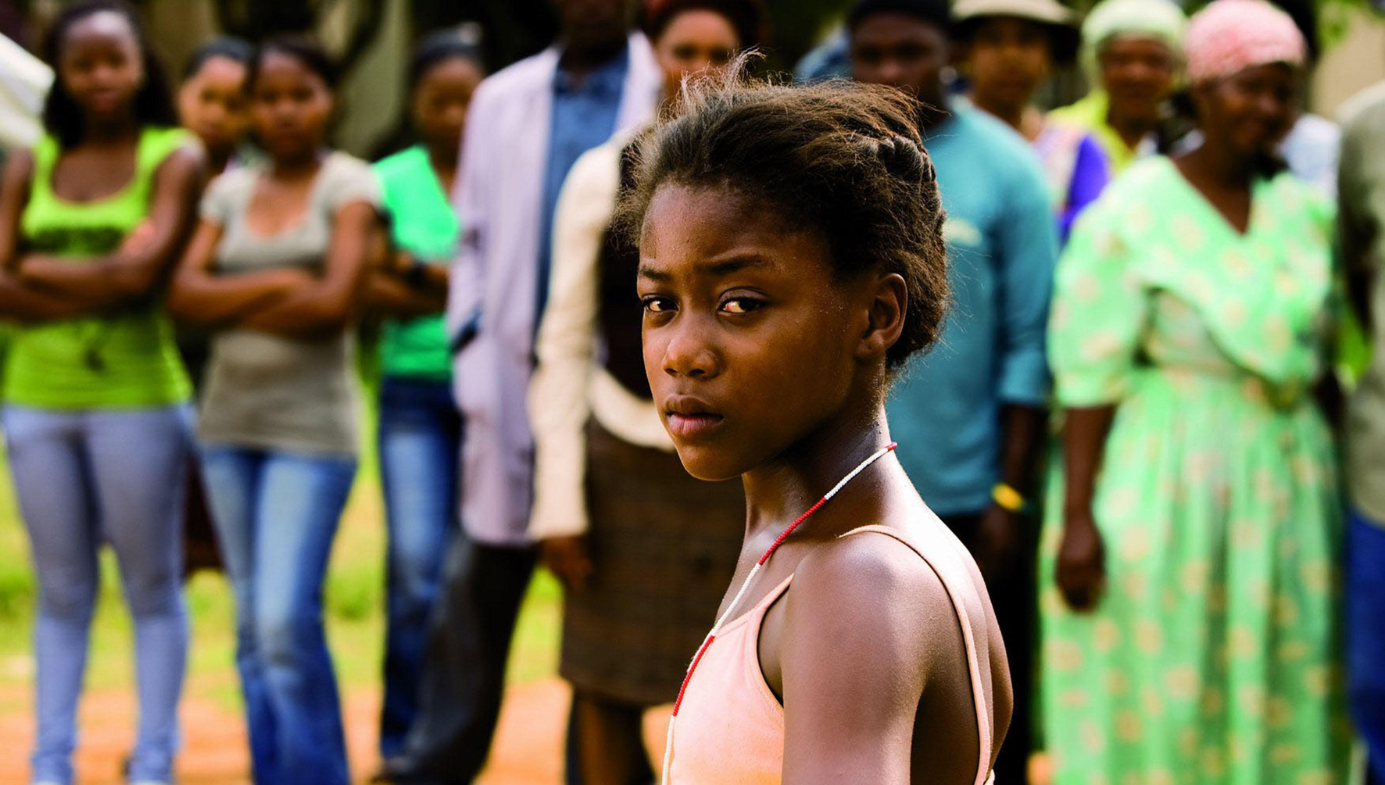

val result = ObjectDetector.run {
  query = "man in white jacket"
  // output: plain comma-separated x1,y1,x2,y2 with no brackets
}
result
382,2,661,782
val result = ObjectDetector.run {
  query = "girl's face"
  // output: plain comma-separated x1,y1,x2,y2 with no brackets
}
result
637,184,876,481
58,11,144,123
1194,62,1297,160
412,57,483,156
965,17,1052,112
1098,36,1176,126
179,56,250,155
654,10,741,100
250,51,333,161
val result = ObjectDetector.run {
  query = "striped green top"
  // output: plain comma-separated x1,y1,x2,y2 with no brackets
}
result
3,126,192,408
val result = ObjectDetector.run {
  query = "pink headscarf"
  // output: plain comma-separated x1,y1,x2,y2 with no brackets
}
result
1184,0,1305,83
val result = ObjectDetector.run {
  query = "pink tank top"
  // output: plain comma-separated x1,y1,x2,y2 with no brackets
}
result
664,524,997,785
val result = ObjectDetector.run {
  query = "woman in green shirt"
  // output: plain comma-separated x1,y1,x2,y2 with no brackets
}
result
1042,2,1348,782
0,3,204,784
364,32,482,762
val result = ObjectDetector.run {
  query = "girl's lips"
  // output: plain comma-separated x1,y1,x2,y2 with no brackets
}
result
667,412,725,440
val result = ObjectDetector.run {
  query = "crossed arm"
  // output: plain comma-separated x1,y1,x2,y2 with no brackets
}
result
169,201,379,340
362,243,449,320
0,145,205,322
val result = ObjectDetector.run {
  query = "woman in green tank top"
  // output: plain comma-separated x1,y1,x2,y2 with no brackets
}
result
0,4,204,785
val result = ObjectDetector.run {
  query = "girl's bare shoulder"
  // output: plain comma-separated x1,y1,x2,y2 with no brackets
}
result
787,518,967,665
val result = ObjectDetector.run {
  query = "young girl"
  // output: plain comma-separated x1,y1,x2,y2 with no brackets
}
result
530,2,763,781
0,2,204,784
630,73,1011,784
952,0,1109,242
177,37,252,178
175,37,253,575
364,30,482,763
169,37,378,785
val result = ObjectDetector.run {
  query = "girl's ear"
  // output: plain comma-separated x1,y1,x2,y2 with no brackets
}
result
855,272,907,363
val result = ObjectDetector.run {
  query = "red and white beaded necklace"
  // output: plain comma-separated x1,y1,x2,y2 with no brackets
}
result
660,441,899,782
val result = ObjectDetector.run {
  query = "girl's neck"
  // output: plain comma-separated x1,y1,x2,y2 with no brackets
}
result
426,141,458,178
741,405,894,538
270,148,326,179
81,113,140,146
425,141,458,196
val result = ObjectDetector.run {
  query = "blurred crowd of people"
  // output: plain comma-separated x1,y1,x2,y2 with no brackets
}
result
0,0,1381,783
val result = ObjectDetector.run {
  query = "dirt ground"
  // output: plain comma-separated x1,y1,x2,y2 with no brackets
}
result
0,680,674,785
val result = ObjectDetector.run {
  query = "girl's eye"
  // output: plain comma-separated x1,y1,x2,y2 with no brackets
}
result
719,297,764,315
642,296,676,314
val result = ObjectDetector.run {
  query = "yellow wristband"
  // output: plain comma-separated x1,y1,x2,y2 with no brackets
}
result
992,482,1028,513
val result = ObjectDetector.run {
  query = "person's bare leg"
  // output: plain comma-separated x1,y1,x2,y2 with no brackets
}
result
567,691,655,785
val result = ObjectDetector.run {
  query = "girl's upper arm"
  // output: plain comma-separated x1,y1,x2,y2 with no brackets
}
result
0,150,34,271
137,144,207,264
166,218,226,319
320,159,383,288
170,168,232,293
778,538,941,785
323,200,379,288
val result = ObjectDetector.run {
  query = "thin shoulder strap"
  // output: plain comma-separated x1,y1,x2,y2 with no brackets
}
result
838,524,995,785
133,126,192,201
27,135,58,199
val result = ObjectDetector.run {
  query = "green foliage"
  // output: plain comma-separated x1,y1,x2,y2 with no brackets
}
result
1317,0,1383,49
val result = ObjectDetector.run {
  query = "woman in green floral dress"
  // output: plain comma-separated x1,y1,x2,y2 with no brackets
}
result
1040,2,1351,783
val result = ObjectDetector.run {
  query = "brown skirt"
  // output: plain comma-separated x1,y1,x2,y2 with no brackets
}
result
559,419,745,706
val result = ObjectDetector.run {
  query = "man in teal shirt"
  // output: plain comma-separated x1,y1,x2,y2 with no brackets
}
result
850,1,1058,781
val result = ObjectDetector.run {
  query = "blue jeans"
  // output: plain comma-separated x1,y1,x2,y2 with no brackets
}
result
377,377,461,758
3,405,190,785
200,446,356,785
1350,509,1385,785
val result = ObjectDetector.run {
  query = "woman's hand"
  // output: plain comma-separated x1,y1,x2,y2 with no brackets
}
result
121,220,156,253
975,503,1023,583
541,535,593,593
1055,507,1105,612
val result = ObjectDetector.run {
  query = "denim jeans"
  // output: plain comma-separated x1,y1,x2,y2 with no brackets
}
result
390,540,537,785
3,405,190,785
200,445,356,785
1350,509,1385,785
377,377,462,758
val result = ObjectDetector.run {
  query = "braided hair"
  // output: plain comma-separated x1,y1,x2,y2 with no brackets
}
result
620,60,948,369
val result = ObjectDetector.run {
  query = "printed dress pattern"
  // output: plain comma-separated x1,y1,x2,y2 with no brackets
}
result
1039,158,1351,785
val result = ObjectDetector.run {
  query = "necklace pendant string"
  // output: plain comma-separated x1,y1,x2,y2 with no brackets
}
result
661,441,898,783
